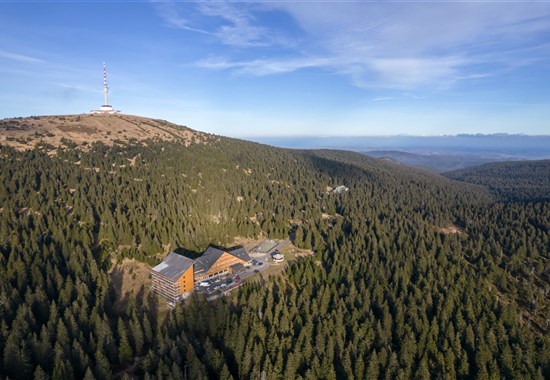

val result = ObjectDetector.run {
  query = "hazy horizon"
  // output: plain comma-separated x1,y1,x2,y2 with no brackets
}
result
245,133,550,160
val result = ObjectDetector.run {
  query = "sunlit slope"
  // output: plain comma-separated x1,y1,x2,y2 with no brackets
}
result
0,113,213,150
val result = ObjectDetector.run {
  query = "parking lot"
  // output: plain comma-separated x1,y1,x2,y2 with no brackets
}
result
192,239,290,298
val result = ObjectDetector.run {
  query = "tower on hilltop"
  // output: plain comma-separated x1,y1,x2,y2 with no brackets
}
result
91,62,120,114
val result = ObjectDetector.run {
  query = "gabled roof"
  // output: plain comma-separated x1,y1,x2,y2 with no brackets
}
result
152,252,194,281
229,247,251,262
194,246,225,275
194,246,251,275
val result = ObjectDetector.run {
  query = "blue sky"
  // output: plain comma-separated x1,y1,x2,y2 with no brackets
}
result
1,1,549,137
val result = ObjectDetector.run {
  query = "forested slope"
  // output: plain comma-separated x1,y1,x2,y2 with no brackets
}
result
444,160,550,202
0,115,548,379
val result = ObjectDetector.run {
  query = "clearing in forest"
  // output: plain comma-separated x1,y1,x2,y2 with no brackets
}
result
438,225,467,236
109,258,152,309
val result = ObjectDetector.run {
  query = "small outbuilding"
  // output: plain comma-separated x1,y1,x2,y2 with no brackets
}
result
271,251,284,263
230,263,246,275
333,185,349,194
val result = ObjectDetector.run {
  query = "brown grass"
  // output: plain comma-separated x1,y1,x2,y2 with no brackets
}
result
0,113,214,151
438,225,467,236
109,258,152,310
259,243,314,279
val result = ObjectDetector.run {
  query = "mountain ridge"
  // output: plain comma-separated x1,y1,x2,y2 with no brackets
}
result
444,159,550,201
0,113,213,151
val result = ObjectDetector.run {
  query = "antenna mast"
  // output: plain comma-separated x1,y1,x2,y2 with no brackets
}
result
103,61,109,106
91,61,119,114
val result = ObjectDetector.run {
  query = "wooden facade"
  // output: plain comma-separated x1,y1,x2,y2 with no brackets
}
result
195,252,246,281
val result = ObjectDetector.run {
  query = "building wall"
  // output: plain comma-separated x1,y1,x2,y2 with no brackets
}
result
152,265,194,303
177,265,194,294
151,272,180,303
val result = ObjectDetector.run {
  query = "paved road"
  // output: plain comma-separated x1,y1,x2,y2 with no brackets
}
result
271,239,290,253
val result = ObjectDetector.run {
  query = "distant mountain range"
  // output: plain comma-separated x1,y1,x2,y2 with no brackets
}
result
250,134,550,171
250,134,550,155
363,150,517,172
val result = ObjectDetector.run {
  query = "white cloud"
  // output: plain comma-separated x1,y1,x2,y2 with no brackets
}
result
196,56,332,76
197,2,270,47
370,97,393,103
194,2,550,89
363,56,468,89
0,50,44,64
152,0,288,48
151,1,210,34
196,54,468,90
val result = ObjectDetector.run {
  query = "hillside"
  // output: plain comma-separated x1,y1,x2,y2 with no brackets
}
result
364,150,502,172
0,113,213,150
444,160,550,201
0,115,548,379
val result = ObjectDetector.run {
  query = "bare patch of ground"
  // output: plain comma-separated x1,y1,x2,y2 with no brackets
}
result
231,236,264,252
438,225,467,236
17,207,41,217
109,258,152,310
127,154,140,166
259,242,314,279
211,213,222,224
321,213,333,220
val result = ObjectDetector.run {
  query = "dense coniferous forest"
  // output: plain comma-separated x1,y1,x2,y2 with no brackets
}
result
0,116,548,379
444,160,550,202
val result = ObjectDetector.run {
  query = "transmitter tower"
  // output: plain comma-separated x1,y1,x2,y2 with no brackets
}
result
91,62,120,114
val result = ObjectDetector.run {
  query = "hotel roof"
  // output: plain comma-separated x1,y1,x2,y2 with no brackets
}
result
152,252,194,281
229,247,252,262
194,246,252,275
194,247,225,275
